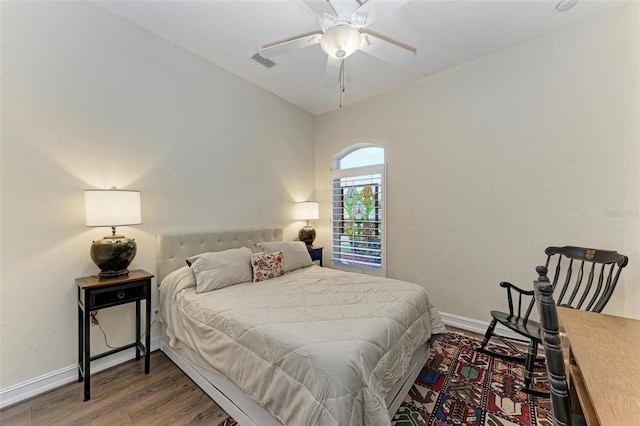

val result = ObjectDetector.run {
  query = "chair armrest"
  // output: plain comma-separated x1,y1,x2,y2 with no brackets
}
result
499,281,535,296
499,281,536,320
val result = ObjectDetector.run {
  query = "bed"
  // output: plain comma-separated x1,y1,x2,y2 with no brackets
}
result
157,228,446,426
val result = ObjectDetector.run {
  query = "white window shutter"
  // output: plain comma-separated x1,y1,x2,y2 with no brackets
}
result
330,164,386,276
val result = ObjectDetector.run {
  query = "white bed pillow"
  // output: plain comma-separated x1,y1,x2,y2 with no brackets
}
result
257,241,313,272
159,265,196,292
186,247,252,293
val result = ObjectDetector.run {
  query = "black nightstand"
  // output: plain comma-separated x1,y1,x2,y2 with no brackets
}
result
307,246,324,267
76,269,153,401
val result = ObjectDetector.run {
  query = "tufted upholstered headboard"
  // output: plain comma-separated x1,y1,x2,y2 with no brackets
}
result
156,228,283,283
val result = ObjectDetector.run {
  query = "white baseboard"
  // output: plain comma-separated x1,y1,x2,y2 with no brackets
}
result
0,336,161,410
438,311,522,341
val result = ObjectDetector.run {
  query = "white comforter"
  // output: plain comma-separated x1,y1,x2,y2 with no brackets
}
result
159,265,445,426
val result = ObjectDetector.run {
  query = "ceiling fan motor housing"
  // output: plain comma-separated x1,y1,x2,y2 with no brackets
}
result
320,25,361,59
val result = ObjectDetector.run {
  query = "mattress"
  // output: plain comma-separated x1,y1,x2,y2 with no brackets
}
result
159,264,446,426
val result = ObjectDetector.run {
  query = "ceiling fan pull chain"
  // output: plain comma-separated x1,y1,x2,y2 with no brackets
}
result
342,58,346,93
339,58,344,108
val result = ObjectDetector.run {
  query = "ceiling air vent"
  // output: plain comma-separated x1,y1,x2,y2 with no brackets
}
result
251,53,276,69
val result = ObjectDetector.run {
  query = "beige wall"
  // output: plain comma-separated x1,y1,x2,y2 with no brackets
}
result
315,6,639,322
0,1,314,389
625,1,640,319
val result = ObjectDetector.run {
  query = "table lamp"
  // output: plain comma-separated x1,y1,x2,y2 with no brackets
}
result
297,201,319,247
84,188,141,278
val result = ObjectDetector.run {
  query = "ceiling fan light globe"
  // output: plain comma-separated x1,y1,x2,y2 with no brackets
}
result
320,25,361,59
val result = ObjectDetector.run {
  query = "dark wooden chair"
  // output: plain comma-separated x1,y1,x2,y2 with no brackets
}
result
534,266,586,426
478,246,628,396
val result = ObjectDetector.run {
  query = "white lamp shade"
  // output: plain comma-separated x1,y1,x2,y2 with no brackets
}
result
85,189,142,227
297,201,319,221
320,25,361,59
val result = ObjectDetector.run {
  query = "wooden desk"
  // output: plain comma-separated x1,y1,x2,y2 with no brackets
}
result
558,307,640,426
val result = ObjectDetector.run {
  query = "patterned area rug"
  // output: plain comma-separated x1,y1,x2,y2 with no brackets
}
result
392,333,552,426
217,333,551,426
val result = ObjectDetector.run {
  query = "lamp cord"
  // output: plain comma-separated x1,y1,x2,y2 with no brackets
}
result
91,311,158,350
92,312,118,349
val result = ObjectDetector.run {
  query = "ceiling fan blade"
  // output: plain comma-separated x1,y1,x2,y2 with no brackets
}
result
351,0,411,28
303,0,337,17
324,56,342,87
258,33,323,59
359,31,415,66
329,0,362,17
351,0,373,27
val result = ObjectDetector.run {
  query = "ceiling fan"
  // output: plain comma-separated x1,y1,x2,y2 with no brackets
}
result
257,0,415,87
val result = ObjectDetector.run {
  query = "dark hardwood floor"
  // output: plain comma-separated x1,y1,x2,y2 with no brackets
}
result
0,351,229,425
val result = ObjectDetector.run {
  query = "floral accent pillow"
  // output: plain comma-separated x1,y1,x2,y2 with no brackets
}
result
251,251,284,282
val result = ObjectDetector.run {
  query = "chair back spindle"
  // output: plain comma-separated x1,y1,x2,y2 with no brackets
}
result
545,246,627,313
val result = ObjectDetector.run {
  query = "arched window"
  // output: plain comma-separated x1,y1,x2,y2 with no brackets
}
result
331,145,386,276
